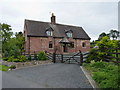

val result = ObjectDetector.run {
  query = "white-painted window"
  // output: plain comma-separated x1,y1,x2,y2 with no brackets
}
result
66,32,72,37
46,31,53,36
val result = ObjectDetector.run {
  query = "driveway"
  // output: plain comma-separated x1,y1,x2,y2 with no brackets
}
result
2,63,93,88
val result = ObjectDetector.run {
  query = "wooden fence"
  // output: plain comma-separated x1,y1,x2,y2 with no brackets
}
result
105,48,120,63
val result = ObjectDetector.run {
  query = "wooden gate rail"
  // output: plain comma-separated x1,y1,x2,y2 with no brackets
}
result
63,52,80,63
105,48,120,63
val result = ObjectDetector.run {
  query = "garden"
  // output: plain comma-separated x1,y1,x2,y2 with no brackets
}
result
0,23,50,70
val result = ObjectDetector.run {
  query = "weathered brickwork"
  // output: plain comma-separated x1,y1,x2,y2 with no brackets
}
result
25,37,90,54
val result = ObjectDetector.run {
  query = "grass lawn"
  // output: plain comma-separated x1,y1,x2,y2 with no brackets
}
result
83,61,120,88
0,65,10,71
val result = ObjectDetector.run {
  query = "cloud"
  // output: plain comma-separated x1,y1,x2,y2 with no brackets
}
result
0,0,118,41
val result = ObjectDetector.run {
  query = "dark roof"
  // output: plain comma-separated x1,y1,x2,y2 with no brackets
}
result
24,19,90,40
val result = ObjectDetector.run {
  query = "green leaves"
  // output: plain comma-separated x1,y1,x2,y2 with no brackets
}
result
1,23,25,57
84,61,119,88
38,51,48,60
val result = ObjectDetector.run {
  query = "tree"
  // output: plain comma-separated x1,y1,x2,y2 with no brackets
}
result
109,30,120,40
0,23,13,42
1,23,25,57
0,23,13,57
15,32,25,54
98,32,108,40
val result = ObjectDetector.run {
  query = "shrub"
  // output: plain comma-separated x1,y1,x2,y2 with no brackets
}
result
38,51,47,60
84,61,119,88
2,57,9,61
85,48,100,63
28,55,32,61
0,65,10,71
12,58,19,62
90,61,107,68
7,56,14,62
9,65,16,69
34,53,38,60
19,55,26,62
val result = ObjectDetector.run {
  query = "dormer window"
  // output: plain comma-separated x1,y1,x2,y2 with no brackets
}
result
66,32,73,37
46,31,53,36
65,30,73,38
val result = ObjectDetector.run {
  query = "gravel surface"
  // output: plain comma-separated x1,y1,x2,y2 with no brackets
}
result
2,63,93,88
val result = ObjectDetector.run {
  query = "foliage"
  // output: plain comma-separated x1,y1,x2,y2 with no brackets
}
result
6,55,26,62
1,23,25,57
98,32,108,41
109,30,120,40
85,48,99,63
27,55,32,61
9,65,16,69
34,53,38,60
7,56,14,62
87,36,120,62
0,65,10,71
84,61,119,88
17,55,26,62
38,51,47,60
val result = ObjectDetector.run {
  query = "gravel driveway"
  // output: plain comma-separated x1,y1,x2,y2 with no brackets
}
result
2,63,93,88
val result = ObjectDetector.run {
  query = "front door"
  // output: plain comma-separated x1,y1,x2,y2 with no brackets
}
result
63,44,68,52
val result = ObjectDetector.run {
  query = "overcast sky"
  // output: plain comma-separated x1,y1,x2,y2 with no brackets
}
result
0,0,119,41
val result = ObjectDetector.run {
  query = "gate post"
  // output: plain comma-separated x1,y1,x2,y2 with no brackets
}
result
53,53,56,63
79,50,83,66
61,54,63,63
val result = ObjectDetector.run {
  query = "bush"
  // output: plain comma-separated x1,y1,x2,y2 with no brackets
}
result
34,53,38,60
9,65,16,69
84,61,119,88
6,55,26,62
19,55,26,62
7,56,14,62
2,57,9,61
38,51,47,60
85,48,100,63
12,58,19,62
0,65,10,71
27,55,32,61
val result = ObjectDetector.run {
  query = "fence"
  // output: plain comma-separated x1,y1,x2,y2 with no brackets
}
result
22,50,90,66
105,48,120,63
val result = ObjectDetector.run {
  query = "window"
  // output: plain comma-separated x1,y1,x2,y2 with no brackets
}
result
46,31,53,36
82,42,86,47
66,32,72,37
70,42,74,48
49,41,53,48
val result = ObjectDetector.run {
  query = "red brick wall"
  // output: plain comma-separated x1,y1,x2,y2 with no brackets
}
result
25,37,90,54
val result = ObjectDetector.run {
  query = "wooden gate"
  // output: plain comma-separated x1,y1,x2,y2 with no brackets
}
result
46,50,84,66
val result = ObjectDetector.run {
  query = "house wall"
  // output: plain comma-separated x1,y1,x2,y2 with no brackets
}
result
25,37,90,54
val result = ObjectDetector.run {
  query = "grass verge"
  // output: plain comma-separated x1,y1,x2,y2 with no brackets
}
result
0,65,10,71
83,61,120,89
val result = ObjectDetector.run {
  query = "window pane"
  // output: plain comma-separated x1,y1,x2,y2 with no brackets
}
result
49,41,52,48
66,32,72,37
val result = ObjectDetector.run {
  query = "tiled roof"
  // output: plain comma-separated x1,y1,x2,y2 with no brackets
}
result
24,19,90,40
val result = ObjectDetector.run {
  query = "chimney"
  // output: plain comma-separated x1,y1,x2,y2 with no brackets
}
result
51,13,56,24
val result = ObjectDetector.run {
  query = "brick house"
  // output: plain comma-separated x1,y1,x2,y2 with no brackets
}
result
24,14,91,54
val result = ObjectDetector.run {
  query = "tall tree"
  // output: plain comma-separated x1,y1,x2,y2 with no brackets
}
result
15,32,25,54
0,23,13,42
98,32,108,40
109,30,120,40
0,23,13,57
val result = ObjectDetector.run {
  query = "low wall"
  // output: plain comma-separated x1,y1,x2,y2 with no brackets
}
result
1,60,53,69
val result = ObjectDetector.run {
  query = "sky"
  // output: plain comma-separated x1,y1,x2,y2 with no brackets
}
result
0,0,119,41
